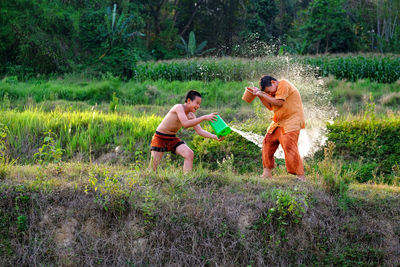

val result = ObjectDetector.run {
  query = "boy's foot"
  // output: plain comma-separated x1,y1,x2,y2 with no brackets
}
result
296,175,306,182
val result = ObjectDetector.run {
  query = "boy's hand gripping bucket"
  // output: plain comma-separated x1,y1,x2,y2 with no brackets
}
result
209,115,232,138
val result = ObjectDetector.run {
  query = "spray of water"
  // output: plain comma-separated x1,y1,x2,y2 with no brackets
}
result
232,53,337,159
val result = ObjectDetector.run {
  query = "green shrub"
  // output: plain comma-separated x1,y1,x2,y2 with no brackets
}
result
191,131,261,173
327,115,400,181
257,189,307,242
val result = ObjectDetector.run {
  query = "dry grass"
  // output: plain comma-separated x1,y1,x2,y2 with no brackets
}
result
0,163,399,266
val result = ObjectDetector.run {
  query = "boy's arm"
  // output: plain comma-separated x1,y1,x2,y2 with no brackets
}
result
190,113,223,141
176,105,217,128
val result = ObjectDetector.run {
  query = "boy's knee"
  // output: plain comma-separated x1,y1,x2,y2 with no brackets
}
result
184,150,194,161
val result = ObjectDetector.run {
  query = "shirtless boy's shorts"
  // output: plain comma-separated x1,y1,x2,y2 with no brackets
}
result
150,131,185,154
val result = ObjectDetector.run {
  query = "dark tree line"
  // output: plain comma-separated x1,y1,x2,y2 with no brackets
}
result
0,0,399,77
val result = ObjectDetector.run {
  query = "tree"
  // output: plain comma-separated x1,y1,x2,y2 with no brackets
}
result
301,0,356,53
0,0,78,76
79,2,145,77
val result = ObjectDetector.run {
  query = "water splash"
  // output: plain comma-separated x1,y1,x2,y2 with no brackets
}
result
230,127,263,148
232,55,337,159
231,126,326,159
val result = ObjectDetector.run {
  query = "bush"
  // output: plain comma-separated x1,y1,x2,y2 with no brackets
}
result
191,131,261,173
326,115,400,181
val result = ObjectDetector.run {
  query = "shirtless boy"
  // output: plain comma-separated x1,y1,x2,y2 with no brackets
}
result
150,90,224,172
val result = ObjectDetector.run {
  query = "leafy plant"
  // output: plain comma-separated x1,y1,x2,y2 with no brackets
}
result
34,130,63,165
99,4,145,61
177,31,215,58
257,189,307,242
0,123,16,179
16,215,27,231
85,171,128,215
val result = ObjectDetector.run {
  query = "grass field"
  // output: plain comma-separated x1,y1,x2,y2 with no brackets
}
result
0,56,399,265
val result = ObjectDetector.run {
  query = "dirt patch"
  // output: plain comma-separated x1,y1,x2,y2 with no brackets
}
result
54,217,78,248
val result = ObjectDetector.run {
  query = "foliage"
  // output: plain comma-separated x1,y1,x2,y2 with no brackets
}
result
0,0,79,77
34,130,63,166
80,2,144,78
191,131,261,173
302,54,400,83
0,123,16,179
257,189,307,242
326,115,400,182
177,31,215,58
300,0,356,54
133,55,400,83
1,0,400,79
133,57,286,82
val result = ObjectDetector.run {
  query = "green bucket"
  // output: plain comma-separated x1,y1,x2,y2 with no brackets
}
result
209,115,232,138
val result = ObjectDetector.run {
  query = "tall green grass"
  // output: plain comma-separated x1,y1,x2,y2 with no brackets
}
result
133,55,400,83
302,54,400,83
132,57,292,82
0,78,250,109
326,78,400,114
0,109,161,163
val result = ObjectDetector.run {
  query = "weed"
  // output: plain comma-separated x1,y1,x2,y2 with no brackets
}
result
109,92,119,113
85,171,128,215
318,141,355,196
217,154,235,174
257,189,307,242
141,188,157,222
0,123,16,179
34,130,63,166
16,215,27,231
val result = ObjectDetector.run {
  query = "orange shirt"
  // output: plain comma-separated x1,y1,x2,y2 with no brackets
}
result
267,79,305,134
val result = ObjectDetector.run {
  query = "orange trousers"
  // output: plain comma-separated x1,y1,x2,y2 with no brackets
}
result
262,127,304,175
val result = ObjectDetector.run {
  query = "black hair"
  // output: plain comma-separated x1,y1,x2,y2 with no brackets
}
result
185,90,202,103
259,75,277,91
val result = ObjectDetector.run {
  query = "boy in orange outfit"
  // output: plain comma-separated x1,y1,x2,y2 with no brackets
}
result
150,90,224,172
247,75,306,181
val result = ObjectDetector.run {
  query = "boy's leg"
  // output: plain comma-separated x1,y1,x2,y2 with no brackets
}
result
261,129,280,178
175,144,194,172
150,151,164,172
279,130,305,180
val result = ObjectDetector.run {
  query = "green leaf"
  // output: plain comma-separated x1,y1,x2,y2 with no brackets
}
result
188,31,196,56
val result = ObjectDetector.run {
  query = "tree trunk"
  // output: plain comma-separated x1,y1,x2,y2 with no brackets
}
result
180,0,204,36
